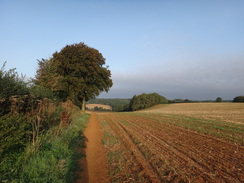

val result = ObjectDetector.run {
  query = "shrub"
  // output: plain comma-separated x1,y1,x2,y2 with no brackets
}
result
0,103,89,182
0,114,32,155
0,63,29,114
29,85,57,100
0,114,32,181
0,62,28,100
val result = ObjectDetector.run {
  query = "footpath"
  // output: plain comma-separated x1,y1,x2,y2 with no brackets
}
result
76,113,109,183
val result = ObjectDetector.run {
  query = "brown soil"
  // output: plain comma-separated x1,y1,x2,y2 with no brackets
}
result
76,113,109,183
99,112,244,182
75,104,244,182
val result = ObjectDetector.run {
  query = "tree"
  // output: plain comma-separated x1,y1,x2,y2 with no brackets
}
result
233,96,244,102
34,58,62,92
184,99,191,103
216,97,222,102
129,93,168,111
35,43,113,110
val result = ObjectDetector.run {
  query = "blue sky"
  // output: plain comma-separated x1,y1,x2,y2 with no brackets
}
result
1,0,244,100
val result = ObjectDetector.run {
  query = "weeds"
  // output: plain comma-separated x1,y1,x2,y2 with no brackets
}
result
0,105,89,183
19,112,89,183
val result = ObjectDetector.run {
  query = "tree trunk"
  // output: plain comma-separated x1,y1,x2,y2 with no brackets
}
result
81,98,86,111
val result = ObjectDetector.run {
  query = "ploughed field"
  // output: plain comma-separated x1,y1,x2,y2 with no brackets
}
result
97,103,244,183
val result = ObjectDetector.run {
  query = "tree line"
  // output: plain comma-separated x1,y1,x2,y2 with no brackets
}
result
88,98,130,111
233,96,244,102
129,93,168,111
90,95,244,112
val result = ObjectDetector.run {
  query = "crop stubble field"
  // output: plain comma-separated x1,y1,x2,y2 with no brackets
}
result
97,103,244,183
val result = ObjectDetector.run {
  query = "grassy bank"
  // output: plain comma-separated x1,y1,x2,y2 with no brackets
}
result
0,108,89,183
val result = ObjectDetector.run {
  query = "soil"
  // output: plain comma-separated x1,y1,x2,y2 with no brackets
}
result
76,113,109,183
100,112,244,182
76,104,244,182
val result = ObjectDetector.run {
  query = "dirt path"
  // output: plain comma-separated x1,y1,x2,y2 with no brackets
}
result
76,113,109,183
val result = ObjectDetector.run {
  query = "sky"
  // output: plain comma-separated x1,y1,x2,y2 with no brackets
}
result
1,0,244,100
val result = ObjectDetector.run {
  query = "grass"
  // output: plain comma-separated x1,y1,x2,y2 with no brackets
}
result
12,112,89,183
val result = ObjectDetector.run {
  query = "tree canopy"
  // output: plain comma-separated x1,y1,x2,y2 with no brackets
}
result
233,96,244,102
35,42,113,110
129,93,168,111
216,97,222,102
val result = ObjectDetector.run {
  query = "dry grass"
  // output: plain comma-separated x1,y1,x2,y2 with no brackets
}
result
142,103,244,124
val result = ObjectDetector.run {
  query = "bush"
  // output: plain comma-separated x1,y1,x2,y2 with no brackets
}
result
0,62,28,100
0,114,32,181
29,85,57,100
0,101,64,182
0,114,32,155
0,104,89,182
0,151,26,182
0,63,29,115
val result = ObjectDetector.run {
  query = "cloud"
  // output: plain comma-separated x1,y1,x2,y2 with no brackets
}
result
99,53,244,100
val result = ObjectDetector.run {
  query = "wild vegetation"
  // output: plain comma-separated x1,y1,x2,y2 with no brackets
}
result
0,42,113,182
0,64,90,182
0,62,28,99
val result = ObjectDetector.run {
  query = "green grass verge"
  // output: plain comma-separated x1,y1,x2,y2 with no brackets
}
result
21,113,89,183
1,112,89,183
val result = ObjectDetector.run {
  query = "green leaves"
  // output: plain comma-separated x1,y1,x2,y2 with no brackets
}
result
233,96,244,102
35,42,113,107
0,62,28,100
130,93,168,111
0,114,31,155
